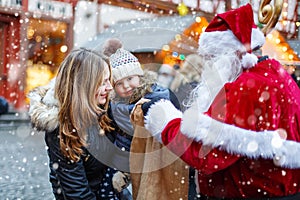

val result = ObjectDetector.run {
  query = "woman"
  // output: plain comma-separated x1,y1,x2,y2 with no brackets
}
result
28,48,121,199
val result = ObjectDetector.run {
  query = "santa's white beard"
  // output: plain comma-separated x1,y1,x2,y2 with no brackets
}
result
185,54,242,111
214,54,243,83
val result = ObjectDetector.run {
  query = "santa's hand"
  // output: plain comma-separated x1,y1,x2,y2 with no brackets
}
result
144,99,182,143
112,171,131,192
180,101,209,140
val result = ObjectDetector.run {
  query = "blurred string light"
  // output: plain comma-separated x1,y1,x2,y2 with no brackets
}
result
162,44,170,51
265,28,300,87
158,16,208,68
60,45,68,53
177,2,188,16
27,26,35,39
183,16,208,42
266,30,300,62
179,54,185,60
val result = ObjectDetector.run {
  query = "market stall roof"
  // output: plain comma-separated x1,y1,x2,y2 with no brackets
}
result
83,14,201,53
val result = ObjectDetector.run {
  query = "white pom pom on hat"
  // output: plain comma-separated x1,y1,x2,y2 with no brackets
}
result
198,3,265,69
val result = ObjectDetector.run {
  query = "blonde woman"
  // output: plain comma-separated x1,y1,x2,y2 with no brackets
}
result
28,48,124,199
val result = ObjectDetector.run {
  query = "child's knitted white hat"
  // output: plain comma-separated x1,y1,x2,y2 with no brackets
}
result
109,48,144,83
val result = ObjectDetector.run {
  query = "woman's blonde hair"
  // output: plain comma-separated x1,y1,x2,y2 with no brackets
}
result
55,48,112,162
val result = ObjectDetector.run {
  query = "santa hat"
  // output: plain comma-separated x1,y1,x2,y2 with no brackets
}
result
198,3,265,69
109,48,144,83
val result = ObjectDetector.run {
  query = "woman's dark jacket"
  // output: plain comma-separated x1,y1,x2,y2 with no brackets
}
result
27,79,119,200
45,127,109,200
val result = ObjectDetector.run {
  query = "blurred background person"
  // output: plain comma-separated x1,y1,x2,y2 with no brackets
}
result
157,64,176,89
170,54,203,111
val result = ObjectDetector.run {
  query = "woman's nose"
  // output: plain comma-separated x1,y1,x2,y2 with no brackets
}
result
106,81,113,91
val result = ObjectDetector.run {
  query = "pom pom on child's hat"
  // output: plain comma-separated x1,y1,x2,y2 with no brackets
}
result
198,3,265,69
102,38,123,57
109,48,144,83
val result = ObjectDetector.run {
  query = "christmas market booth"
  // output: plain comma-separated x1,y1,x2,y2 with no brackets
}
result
0,0,76,112
83,13,213,72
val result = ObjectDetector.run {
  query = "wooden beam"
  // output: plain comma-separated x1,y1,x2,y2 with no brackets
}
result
98,0,182,15
98,0,215,19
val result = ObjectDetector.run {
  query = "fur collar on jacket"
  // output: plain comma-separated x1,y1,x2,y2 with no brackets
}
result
27,78,59,132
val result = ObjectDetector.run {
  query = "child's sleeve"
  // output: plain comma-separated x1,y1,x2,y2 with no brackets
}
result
110,102,134,135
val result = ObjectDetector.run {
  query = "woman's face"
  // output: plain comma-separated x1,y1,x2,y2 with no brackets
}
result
95,65,113,105
114,75,141,98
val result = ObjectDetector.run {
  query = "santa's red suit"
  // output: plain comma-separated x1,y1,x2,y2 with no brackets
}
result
141,4,300,199
150,58,300,199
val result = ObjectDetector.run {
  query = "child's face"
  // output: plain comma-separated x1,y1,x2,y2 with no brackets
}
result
114,75,140,98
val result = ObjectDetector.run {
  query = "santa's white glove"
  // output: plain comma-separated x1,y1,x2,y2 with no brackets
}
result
144,99,182,143
112,171,131,192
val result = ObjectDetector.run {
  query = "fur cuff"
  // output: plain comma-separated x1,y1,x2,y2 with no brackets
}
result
144,99,182,143
181,111,300,169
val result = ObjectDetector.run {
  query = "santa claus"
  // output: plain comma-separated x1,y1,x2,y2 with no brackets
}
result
133,3,300,199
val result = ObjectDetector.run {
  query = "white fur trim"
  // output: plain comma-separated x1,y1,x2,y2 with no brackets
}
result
27,78,59,131
144,99,182,143
199,29,265,55
181,101,206,139
251,28,265,50
241,53,258,69
181,110,300,169
42,78,58,106
198,30,246,56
